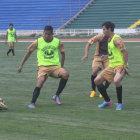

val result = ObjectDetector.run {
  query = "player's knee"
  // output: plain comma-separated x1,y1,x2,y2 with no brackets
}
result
114,79,121,86
94,75,104,85
39,77,46,83
92,67,100,76
37,79,45,87
61,71,69,79
94,77,100,85
92,71,97,76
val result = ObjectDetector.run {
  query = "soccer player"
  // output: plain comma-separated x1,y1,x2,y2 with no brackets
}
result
5,24,17,57
82,33,110,98
94,21,129,110
18,25,69,108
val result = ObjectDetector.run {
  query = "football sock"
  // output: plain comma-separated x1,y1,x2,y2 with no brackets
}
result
91,75,97,91
7,49,12,55
31,87,41,103
97,84,110,102
11,49,15,56
116,86,122,103
56,78,68,96
104,81,110,90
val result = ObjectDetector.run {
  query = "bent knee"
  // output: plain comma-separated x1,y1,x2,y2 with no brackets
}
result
94,75,105,85
60,71,69,79
114,79,121,86
92,67,101,76
39,76,46,83
94,77,101,85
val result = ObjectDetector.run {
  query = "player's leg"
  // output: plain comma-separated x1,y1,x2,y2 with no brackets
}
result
51,67,69,105
90,66,101,97
29,67,48,108
11,42,16,57
90,56,102,97
103,56,110,90
114,66,126,110
7,42,12,56
95,67,113,108
29,75,47,108
95,75,110,102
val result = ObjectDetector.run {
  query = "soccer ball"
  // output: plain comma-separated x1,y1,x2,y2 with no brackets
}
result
0,98,5,103
0,98,8,110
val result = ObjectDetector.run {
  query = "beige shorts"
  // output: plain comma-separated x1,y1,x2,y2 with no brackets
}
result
38,66,65,78
92,55,109,69
99,66,126,83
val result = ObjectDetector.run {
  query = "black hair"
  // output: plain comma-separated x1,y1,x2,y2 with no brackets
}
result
44,25,53,33
9,24,13,26
102,21,115,32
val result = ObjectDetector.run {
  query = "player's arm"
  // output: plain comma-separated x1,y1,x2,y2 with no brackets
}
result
15,31,18,42
114,38,129,74
59,41,65,67
18,40,38,72
81,42,92,60
5,31,8,43
81,34,102,60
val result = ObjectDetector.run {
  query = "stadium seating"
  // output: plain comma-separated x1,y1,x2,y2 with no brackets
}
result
0,0,90,30
64,0,140,29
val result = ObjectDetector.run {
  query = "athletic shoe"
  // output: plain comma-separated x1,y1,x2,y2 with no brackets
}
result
52,95,56,100
98,101,113,108
0,102,8,110
90,91,96,97
116,103,123,110
28,103,36,108
99,94,103,98
53,95,62,105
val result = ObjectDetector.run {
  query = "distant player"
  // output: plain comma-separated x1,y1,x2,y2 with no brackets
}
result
95,21,129,110
5,24,17,57
18,25,69,108
82,33,110,98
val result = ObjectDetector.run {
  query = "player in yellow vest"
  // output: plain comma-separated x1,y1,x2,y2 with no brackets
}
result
18,25,69,108
5,24,17,57
94,21,129,110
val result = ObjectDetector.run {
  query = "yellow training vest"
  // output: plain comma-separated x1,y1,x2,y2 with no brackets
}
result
108,34,125,67
8,28,16,42
37,37,60,66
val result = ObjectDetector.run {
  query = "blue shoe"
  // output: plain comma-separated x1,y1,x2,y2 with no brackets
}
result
116,103,123,110
28,103,36,108
98,101,113,108
53,95,62,105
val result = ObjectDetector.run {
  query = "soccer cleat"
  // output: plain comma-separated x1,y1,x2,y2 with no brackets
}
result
53,95,62,105
0,102,8,110
28,103,36,108
98,101,113,108
90,91,96,97
99,94,103,98
116,103,123,110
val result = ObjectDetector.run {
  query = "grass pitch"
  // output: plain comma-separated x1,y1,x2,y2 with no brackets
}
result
0,42,140,140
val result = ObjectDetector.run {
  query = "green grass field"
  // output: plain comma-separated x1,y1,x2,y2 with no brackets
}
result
0,42,140,140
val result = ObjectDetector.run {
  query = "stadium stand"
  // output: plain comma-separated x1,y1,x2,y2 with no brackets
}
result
63,0,140,29
0,0,90,30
